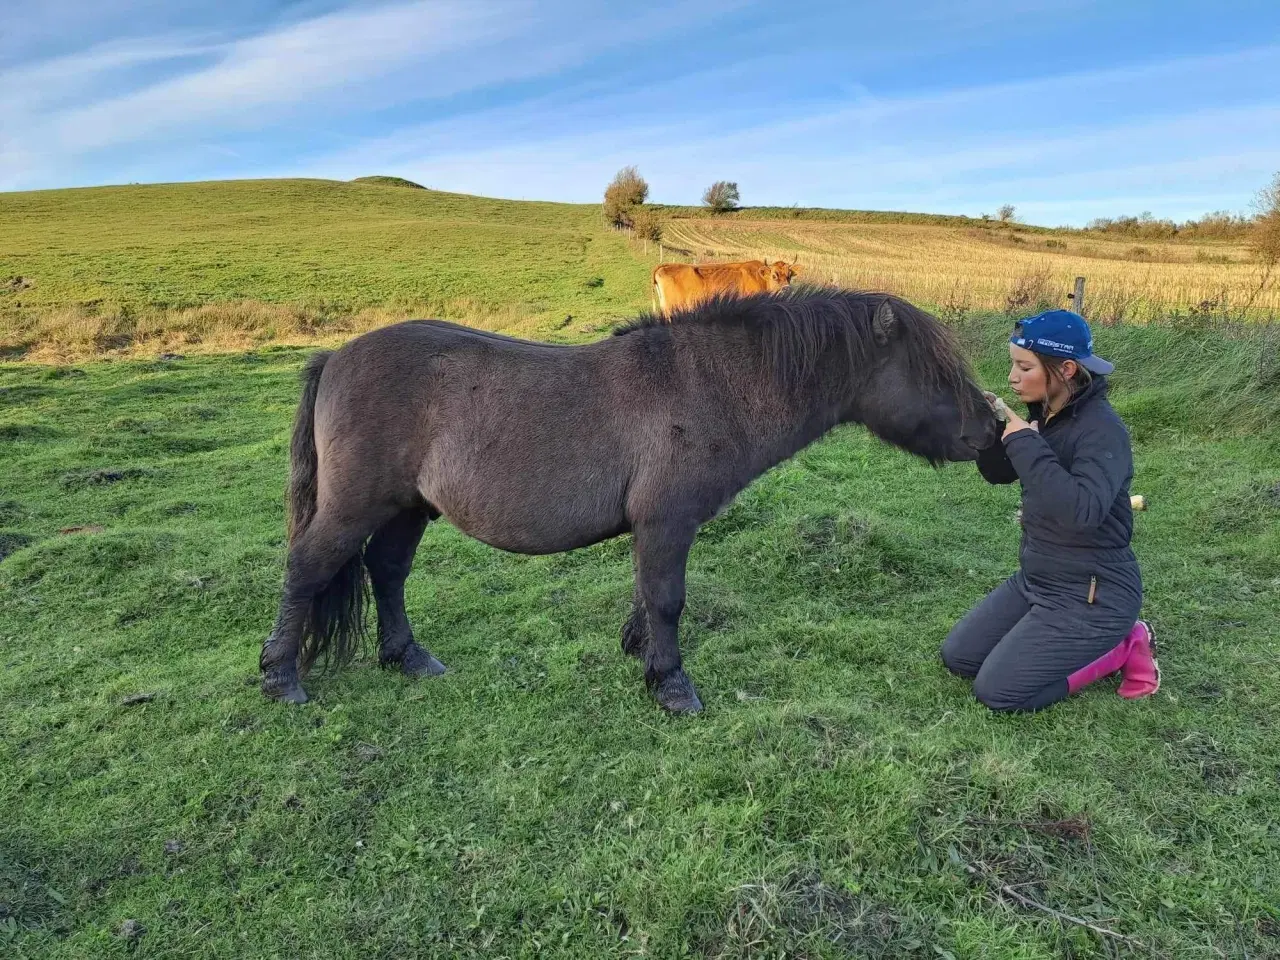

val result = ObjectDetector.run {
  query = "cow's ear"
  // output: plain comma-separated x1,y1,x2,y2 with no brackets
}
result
790,264,802,277
873,299,898,346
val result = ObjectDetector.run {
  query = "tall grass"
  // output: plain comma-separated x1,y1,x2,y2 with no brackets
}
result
961,312,1280,437
1,299,542,363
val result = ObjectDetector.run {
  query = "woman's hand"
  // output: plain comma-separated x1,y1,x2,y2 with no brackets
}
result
1002,406,1038,440
984,391,1037,440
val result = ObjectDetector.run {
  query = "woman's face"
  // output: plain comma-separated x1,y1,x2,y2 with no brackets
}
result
1008,344,1048,404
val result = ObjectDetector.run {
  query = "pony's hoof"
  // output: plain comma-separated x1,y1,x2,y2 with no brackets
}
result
262,675,309,704
401,643,447,679
652,671,703,714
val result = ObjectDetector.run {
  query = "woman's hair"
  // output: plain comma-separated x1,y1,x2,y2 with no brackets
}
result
1037,353,1093,400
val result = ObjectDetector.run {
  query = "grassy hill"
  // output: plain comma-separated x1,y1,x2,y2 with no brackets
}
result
350,175,428,189
0,178,653,359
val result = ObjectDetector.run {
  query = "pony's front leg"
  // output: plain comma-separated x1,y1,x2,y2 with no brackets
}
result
631,523,702,713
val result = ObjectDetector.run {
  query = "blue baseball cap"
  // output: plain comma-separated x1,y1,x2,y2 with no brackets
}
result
1010,309,1114,375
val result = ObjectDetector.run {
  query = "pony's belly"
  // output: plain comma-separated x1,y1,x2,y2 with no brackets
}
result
453,518,630,556
417,435,632,555
423,479,629,556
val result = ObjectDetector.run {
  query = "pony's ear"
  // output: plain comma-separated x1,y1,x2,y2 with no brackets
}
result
873,299,899,346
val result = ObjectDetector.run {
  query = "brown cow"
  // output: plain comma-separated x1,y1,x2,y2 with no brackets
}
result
652,258,800,317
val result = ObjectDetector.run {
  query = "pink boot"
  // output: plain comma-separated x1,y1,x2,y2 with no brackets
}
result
1066,640,1129,695
1117,621,1160,699
1066,621,1161,699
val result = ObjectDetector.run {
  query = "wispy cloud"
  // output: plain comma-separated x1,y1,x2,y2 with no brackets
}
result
1,37,219,113
5,2,529,160
0,0,748,189
288,43,1280,223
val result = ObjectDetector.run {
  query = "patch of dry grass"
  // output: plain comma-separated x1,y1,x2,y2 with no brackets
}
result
0,299,539,363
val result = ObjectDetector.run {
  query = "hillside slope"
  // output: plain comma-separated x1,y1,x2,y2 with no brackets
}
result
0,178,653,356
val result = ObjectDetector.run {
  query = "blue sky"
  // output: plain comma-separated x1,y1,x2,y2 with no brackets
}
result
3,0,1278,225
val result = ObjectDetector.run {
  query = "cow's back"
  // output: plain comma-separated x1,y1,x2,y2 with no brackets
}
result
653,260,767,316
697,262,768,297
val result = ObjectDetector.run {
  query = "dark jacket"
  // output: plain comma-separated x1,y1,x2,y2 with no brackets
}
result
977,379,1137,573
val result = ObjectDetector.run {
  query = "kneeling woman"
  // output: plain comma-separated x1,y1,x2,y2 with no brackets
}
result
942,310,1159,711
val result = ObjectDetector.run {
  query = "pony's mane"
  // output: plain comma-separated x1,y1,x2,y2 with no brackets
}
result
614,287,976,410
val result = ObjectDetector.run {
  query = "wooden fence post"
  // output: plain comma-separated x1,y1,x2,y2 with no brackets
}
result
1070,276,1086,316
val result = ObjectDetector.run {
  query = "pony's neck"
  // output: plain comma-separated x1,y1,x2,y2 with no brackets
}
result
736,337,857,475
664,316,860,477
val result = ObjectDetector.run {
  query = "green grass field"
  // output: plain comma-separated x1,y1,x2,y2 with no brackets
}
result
3,179,1280,957
0,179,654,359
3,303,1279,956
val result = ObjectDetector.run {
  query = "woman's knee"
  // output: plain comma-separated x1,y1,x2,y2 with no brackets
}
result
972,672,1032,712
972,671,1068,713
940,629,980,678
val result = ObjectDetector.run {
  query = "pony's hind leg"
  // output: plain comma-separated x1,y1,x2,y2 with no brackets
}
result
631,522,702,713
260,506,385,704
366,502,446,678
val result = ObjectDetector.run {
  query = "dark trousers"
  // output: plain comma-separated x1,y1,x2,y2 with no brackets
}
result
941,567,1141,712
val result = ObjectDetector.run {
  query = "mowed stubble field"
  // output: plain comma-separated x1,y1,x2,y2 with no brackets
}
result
2,178,1280,958
658,218,1278,325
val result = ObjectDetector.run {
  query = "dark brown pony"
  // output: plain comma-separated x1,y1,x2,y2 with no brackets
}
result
259,288,1000,712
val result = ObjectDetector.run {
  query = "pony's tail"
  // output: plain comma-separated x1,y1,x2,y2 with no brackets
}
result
285,350,369,673
286,350,331,543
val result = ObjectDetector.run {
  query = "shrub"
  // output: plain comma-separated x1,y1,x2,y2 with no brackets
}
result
1181,210,1252,238
630,208,664,242
1193,250,1233,265
1250,171,1280,270
996,204,1016,223
1004,266,1055,317
1242,171,1280,310
702,181,740,214
603,166,649,228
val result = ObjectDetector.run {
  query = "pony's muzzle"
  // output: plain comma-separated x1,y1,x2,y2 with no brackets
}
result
963,409,1002,454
